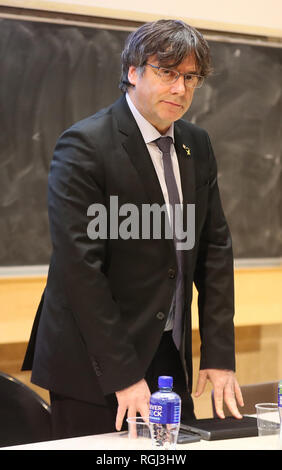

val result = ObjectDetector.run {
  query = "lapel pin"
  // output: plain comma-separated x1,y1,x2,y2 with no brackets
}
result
182,144,191,156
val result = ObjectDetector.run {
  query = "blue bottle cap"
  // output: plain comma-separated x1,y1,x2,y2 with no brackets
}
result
158,376,173,388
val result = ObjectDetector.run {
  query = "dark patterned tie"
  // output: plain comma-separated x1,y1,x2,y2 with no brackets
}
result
155,136,184,349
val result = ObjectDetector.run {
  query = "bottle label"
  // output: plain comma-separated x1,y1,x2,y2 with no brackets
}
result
149,402,181,424
279,382,282,408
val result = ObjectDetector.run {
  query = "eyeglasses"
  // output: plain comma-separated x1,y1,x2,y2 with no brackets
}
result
146,63,204,89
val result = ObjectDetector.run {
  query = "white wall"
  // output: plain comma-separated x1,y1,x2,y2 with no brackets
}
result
1,0,282,37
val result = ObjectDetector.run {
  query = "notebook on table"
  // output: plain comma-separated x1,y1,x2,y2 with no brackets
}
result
180,416,258,441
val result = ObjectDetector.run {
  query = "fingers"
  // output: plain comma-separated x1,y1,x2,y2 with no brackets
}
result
234,379,244,407
195,369,244,420
115,404,127,431
223,382,242,419
194,370,207,397
115,401,150,431
213,386,225,419
215,375,243,420
139,403,150,424
223,378,244,419
127,406,138,437
115,379,151,431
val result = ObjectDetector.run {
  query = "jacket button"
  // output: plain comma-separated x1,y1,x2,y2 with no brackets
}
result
168,268,176,279
92,359,102,377
156,311,165,320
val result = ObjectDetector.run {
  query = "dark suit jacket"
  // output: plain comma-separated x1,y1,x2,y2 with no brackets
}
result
22,94,235,405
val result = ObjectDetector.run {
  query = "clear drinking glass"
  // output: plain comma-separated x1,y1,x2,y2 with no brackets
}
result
255,403,280,436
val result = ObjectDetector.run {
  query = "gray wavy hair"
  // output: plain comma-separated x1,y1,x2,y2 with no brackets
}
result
119,19,212,93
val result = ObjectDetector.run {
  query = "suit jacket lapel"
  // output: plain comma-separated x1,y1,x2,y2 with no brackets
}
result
113,95,166,208
113,95,176,259
113,96,196,209
113,96,196,262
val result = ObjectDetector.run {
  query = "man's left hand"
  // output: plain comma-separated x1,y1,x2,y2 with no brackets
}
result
194,369,244,419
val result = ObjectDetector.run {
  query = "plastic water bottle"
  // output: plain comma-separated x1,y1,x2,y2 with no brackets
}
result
149,376,181,450
279,380,282,446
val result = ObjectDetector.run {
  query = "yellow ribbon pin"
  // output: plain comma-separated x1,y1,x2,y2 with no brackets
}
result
182,144,191,156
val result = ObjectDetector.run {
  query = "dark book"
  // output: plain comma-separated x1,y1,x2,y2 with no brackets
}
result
180,416,258,441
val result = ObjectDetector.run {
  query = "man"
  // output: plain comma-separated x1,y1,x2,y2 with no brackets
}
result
23,19,244,439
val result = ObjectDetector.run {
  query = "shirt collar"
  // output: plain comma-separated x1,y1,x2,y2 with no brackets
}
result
125,93,174,144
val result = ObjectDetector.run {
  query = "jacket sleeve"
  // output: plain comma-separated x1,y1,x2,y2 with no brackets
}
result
194,133,236,372
47,123,143,395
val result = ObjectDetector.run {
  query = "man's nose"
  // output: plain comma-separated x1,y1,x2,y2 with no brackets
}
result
170,75,186,94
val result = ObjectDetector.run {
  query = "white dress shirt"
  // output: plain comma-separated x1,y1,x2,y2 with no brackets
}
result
125,93,183,209
125,93,183,331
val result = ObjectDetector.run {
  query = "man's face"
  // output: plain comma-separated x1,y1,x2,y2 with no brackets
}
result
127,54,197,134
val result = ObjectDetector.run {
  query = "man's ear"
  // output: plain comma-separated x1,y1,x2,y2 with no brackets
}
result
127,66,138,86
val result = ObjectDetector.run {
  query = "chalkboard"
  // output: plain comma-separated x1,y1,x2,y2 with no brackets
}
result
0,17,281,266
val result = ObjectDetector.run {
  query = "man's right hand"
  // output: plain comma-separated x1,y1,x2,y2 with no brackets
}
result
115,378,151,431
